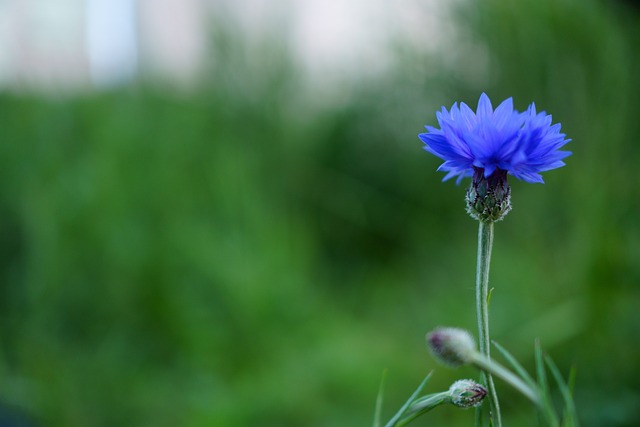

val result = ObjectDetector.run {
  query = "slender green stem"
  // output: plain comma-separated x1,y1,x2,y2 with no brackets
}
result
383,373,433,427
476,221,501,426
395,393,448,427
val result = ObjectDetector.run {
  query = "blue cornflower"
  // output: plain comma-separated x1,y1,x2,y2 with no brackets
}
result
418,93,571,184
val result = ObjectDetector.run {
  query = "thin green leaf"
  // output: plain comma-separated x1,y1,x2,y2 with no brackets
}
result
535,340,549,396
384,372,433,427
373,369,388,427
535,340,559,427
566,365,578,427
492,340,537,389
397,392,448,427
476,401,484,427
545,355,578,427
568,365,577,397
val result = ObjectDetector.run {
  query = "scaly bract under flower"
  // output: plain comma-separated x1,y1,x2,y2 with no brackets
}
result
418,93,571,184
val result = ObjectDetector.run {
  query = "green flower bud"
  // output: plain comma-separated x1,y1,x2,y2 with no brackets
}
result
426,327,477,367
466,167,512,222
448,379,487,409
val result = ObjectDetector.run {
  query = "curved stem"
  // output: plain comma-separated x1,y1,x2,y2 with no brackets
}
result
395,393,448,427
476,221,501,426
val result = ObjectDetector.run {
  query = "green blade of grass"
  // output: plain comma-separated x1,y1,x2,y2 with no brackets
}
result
476,400,484,427
492,340,537,389
396,392,448,427
535,340,559,427
545,355,578,427
568,365,577,397
373,369,388,427
384,371,433,427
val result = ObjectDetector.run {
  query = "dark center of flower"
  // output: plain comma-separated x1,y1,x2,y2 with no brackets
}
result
465,167,512,222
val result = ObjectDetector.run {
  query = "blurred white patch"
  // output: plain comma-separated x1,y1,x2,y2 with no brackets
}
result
0,0,480,93
292,0,389,75
0,0,85,88
208,0,458,87
138,0,206,83
286,0,460,99
86,0,138,87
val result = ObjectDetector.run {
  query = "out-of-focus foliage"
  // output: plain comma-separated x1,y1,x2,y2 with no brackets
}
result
0,0,638,426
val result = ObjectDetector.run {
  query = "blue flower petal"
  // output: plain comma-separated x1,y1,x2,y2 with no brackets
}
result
419,94,571,184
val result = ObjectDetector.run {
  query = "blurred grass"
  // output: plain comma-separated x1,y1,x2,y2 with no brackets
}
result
0,0,639,426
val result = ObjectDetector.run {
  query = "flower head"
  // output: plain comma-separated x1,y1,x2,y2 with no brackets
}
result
418,93,571,184
426,327,477,367
448,379,487,409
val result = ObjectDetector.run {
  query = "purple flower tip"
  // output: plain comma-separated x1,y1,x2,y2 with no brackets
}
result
418,93,571,184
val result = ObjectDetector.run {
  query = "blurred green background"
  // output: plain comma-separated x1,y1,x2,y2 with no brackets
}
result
1,0,639,425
